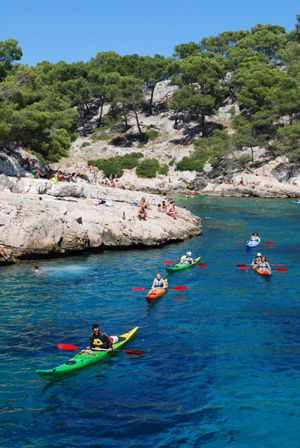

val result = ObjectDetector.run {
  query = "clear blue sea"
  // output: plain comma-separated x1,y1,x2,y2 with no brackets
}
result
1,197,300,448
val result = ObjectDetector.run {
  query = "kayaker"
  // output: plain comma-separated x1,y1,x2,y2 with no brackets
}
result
248,232,260,244
251,253,261,268
255,256,271,270
152,272,166,289
180,252,193,264
87,324,113,351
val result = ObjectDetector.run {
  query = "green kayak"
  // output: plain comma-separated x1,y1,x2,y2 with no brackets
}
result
179,196,204,200
36,327,139,381
165,257,201,272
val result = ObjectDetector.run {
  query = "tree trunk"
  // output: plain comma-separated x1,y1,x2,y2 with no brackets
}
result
251,147,254,162
134,109,143,138
201,114,207,137
175,111,178,126
98,101,104,127
149,83,156,115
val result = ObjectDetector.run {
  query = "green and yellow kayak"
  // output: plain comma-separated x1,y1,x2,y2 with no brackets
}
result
36,327,139,381
165,257,200,272
179,196,204,200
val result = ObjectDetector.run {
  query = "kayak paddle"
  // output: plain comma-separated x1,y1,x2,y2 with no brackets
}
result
239,267,251,269
197,263,207,266
164,261,174,264
57,343,144,354
265,241,274,244
275,267,288,271
132,286,187,291
236,263,284,267
236,241,245,243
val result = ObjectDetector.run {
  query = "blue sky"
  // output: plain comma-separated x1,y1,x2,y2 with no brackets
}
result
1,0,299,66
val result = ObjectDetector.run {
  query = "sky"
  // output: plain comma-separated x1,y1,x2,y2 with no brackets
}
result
1,0,299,66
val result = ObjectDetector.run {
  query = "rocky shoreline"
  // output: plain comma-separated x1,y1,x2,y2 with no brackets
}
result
0,179,202,262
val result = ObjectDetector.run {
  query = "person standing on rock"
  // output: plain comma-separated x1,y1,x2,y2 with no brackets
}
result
88,165,94,183
93,166,99,184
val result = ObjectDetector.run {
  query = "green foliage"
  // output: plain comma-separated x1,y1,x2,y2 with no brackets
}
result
89,152,143,177
175,156,205,172
143,130,159,141
168,158,176,166
81,142,91,147
136,158,159,178
137,143,145,148
158,164,169,175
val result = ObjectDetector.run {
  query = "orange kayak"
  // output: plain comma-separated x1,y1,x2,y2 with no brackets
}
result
145,279,168,304
255,268,272,277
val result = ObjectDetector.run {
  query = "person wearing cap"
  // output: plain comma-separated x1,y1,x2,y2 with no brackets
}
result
251,253,261,268
181,251,193,264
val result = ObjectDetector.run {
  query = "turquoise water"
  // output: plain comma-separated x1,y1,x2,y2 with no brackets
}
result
1,197,300,448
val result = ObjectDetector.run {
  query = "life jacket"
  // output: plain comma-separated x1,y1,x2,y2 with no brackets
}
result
154,278,164,288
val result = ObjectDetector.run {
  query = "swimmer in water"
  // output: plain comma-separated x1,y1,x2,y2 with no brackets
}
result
205,216,212,219
33,265,42,275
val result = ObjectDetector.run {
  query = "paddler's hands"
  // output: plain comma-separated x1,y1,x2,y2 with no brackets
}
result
108,348,112,352
86,346,90,349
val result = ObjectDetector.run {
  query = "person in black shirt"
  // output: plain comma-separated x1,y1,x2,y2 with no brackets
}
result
86,324,113,351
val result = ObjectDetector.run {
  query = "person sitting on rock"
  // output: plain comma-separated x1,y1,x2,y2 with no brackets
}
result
138,204,147,221
29,162,44,179
20,158,30,170
140,197,151,209
162,194,167,201
157,204,162,212
114,174,118,182
0,247,10,260
162,201,167,211
57,171,65,182
110,180,115,188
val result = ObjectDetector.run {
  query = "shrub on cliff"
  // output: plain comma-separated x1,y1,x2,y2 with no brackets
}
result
136,159,159,178
88,152,143,177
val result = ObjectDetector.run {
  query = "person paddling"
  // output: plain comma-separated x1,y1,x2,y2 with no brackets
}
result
255,256,271,270
180,251,193,264
248,232,260,244
251,253,261,268
152,272,166,289
86,324,113,351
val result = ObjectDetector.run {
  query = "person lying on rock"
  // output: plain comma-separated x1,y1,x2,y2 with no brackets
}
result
152,272,167,290
138,204,147,221
0,247,10,260
86,324,113,351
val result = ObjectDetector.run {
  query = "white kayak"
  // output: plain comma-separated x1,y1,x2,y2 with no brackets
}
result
293,201,300,204
246,241,259,249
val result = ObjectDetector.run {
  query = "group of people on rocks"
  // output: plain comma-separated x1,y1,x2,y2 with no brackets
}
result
138,194,186,221
89,166,118,188
20,158,83,183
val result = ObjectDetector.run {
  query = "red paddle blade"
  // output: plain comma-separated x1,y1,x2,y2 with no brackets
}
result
123,349,144,355
172,285,187,290
239,267,251,269
164,261,174,264
57,343,79,350
265,241,274,244
197,263,207,266
236,263,248,267
236,241,245,243
273,264,284,266
132,287,146,290
276,268,288,271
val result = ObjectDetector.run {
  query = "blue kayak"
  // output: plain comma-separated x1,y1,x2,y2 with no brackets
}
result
246,241,259,249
